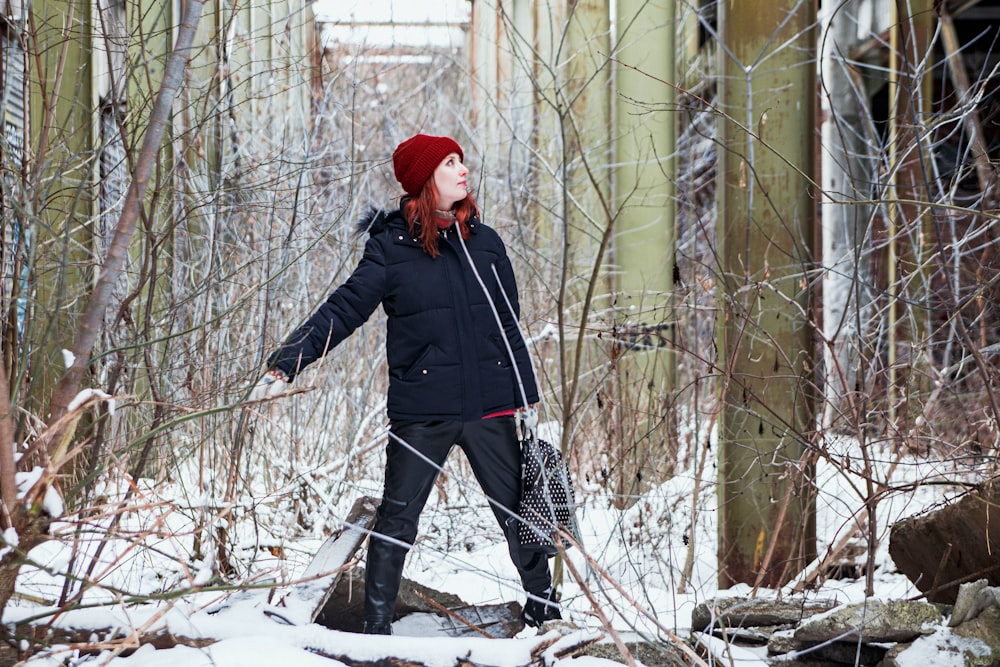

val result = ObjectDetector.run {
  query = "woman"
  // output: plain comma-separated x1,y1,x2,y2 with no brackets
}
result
259,134,561,634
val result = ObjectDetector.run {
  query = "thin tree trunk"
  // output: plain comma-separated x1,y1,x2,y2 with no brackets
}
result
0,352,17,520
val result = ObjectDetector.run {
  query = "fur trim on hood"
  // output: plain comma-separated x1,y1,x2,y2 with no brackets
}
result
355,207,394,237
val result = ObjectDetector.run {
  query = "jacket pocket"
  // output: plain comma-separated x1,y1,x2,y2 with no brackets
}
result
487,332,512,367
400,344,437,380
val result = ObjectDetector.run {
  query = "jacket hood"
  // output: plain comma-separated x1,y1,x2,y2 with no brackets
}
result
356,206,406,237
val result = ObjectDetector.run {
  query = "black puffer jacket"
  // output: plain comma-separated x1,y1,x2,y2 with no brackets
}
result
268,206,540,422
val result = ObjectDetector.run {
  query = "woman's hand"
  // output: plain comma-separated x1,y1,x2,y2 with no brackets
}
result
250,369,289,401
517,404,538,438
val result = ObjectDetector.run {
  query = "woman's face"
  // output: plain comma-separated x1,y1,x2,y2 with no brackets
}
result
432,152,469,209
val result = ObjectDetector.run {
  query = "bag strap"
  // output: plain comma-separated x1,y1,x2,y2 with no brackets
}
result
452,228,536,415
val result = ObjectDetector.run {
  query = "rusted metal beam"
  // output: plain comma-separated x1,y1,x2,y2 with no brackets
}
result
716,0,818,589
611,0,677,506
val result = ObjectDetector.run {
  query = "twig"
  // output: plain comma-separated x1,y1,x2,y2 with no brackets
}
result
560,538,710,667
560,551,637,667
928,542,954,600
411,589,493,639
679,410,716,594
752,450,816,596
791,514,868,594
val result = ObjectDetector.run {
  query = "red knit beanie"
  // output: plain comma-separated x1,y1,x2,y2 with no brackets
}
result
392,134,464,196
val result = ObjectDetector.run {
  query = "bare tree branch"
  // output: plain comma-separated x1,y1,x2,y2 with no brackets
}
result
45,0,207,431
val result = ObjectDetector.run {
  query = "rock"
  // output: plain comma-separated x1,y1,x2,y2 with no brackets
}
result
888,477,1000,604
883,607,1000,667
792,599,942,645
949,578,1000,627
879,642,910,666
583,639,694,666
772,625,887,664
711,625,783,644
792,640,889,666
767,629,796,655
951,579,991,627
951,606,1000,660
691,596,838,632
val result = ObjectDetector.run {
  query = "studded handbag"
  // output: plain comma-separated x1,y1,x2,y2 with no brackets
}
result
516,419,579,555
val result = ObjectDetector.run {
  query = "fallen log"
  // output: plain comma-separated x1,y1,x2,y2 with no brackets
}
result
315,566,522,637
303,630,602,667
691,595,838,632
11,624,215,660
15,620,599,666
300,653,427,667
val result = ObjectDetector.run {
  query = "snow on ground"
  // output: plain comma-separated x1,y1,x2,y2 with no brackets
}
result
4,425,983,665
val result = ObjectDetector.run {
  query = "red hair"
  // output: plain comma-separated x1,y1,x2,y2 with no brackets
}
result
403,180,478,258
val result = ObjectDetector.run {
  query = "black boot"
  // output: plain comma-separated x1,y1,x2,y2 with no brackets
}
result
363,534,409,635
362,617,393,635
522,587,562,627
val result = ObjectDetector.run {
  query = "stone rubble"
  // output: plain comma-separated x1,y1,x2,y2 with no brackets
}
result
691,584,1000,666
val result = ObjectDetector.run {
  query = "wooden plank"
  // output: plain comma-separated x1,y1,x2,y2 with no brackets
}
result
273,496,379,624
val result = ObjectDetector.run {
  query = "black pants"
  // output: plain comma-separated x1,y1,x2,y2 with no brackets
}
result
363,417,552,623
